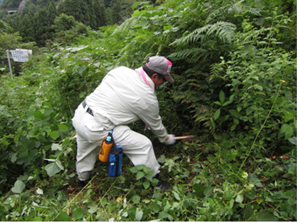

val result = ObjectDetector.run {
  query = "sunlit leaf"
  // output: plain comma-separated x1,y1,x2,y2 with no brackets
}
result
51,143,62,151
11,180,26,194
67,45,88,52
135,208,143,221
163,25,172,31
88,205,98,214
56,160,64,170
45,162,61,177
235,194,243,203
172,191,181,201
132,195,140,204
36,188,43,195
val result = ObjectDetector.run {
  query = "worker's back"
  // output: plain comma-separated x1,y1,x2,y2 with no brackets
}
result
86,66,159,127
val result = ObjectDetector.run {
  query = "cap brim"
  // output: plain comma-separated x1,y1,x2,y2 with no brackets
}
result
164,75,174,83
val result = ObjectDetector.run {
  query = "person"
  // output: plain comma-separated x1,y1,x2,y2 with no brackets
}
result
71,55,176,185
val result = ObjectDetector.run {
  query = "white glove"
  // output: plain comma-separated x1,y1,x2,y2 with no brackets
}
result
164,134,176,145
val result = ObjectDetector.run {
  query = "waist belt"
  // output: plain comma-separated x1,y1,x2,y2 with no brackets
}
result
82,100,94,116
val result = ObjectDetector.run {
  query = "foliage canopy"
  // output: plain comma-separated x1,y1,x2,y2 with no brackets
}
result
0,0,296,221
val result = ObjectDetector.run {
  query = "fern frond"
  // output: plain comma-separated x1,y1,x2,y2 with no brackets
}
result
169,48,208,60
206,0,261,24
207,21,236,43
112,16,139,36
169,45,226,62
209,63,227,81
171,21,236,47
192,105,217,137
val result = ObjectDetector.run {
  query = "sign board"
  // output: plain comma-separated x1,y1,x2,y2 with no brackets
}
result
10,49,32,62
6,49,33,78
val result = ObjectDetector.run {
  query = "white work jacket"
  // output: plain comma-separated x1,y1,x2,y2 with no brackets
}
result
85,66,168,143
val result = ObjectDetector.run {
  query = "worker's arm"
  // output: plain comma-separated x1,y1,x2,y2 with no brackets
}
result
136,98,169,143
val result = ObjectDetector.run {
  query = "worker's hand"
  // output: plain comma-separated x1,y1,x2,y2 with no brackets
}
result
164,134,176,145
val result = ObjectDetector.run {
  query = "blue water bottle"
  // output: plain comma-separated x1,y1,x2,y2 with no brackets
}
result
108,145,123,177
116,145,123,176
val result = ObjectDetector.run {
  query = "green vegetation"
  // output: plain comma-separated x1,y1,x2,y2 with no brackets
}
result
0,0,141,47
0,0,296,221
0,0,22,10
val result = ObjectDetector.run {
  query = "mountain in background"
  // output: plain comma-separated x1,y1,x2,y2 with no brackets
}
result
0,0,142,47
1,0,23,10
0,0,60,12
0,0,123,18
0,0,117,11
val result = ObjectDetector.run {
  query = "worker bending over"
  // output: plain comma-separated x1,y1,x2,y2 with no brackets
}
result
72,56,176,185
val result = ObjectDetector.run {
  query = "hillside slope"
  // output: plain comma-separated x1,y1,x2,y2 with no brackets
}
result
0,0,22,9
0,0,296,221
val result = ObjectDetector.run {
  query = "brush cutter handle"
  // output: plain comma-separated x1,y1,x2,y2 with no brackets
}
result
174,135,196,140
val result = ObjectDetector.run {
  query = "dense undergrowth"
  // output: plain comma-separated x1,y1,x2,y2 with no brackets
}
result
0,0,296,221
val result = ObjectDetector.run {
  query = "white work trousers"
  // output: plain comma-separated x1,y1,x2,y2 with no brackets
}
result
72,104,160,181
